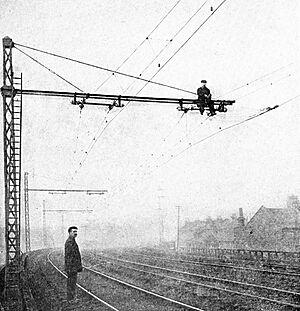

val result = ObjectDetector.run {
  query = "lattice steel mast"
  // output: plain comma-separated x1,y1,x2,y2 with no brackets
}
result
24,172,30,252
1,36,23,309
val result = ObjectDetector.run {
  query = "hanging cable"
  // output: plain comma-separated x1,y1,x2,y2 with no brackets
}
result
147,68,299,173
14,43,194,95
140,0,229,91
110,116,210,194
123,0,208,93
69,108,111,182
236,69,299,100
137,0,208,78
94,0,183,91
163,112,186,141
113,94,300,194
62,0,229,179
15,46,84,92
69,0,227,177
154,94,300,169
72,109,83,157
217,62,295,98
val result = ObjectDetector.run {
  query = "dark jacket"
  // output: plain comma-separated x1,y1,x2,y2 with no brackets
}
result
197,85,211,98
65,236,82,275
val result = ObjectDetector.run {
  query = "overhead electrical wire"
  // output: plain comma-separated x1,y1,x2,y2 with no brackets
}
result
140,0,229,91
70,0,230,178
135,0,208,79
113,94,300,194
14,45,106,186
150,95,300,171
124,68,299,183
122,0,208,93
236,69,300,100
109,111,187,186
70,108,112,181
14,42,194,95
15,0,230,184
94,0,183,91
15,45,92,186
109,116,210,193
126,67,300,186
217,62,295,99
14,0,229,181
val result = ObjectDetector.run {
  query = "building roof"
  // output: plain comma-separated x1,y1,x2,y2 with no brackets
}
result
246,205,300,228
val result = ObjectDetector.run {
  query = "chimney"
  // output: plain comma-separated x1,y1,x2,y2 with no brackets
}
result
238,208,245,227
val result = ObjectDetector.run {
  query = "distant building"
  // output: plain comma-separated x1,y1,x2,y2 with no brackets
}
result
239,201,300,251
179,215,240,250
179,196,300,252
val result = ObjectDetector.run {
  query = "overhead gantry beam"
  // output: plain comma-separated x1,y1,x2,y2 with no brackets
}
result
14,88,235,106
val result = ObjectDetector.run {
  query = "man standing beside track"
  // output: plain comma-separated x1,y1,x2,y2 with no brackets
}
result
65,226,83,301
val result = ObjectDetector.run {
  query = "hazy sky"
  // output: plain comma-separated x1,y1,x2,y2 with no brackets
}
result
0,0,299,243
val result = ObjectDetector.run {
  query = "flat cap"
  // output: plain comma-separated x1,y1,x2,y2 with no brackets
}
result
201,80,207,83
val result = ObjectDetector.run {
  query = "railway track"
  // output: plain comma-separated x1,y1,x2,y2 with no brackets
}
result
125,248,300,279
48,250,205,311
182,252,300,274
26,249,115,311
183,252,300,272
83,250,300,310
25,248,300,310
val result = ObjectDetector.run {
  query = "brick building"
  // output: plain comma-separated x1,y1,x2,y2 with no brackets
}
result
179,196,300,252
237,199,300,251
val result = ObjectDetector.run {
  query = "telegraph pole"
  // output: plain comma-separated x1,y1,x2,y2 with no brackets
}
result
42,200,47,247
42,207,93,247
23,171,107,248
176,206,181,252
158,195,165,245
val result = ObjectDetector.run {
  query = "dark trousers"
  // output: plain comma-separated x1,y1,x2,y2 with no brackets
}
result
197,96,215,115
67,272,77,300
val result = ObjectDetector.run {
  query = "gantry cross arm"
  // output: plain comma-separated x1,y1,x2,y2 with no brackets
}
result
28,188,107,194
11,88,235,106
44,209,93,213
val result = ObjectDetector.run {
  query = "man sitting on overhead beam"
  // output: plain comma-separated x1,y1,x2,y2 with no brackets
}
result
196,80,216,116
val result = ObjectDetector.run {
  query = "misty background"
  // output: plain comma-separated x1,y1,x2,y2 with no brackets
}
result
0,0,299,262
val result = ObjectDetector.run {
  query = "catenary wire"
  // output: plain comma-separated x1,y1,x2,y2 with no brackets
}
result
146,67,299,174
92,0,229,156
94,0,183,91
15,1,228,179
235,70,300,100
135,0,208,78
150,94,300,172
112,94,299,194
71,0,230,178
110,116,210,193
217,62,295,98
140,0,229,91
121,66,298,184
122,0,208,93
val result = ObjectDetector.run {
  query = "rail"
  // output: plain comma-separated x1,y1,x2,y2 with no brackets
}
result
185,247,300,262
